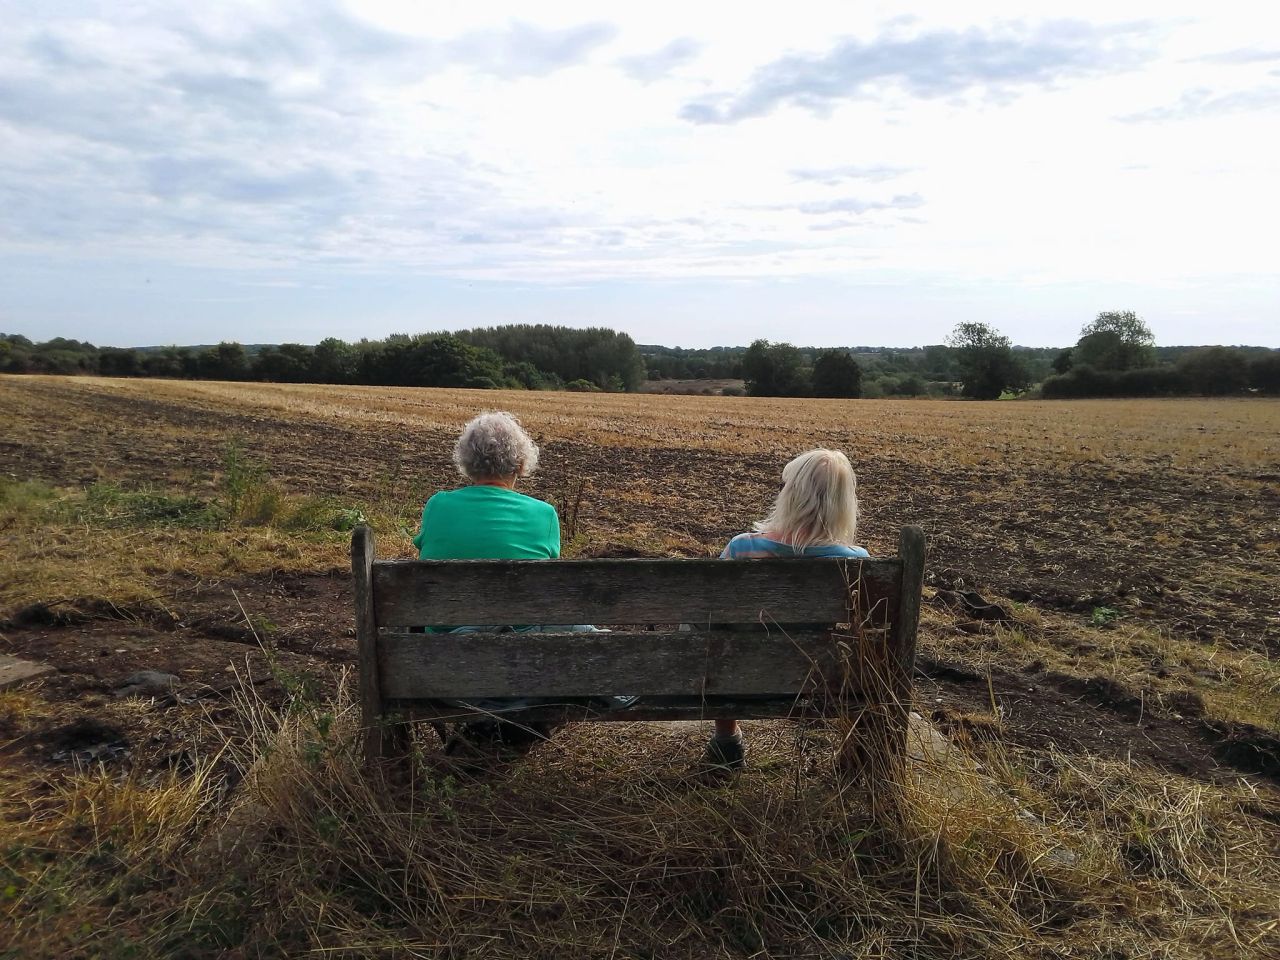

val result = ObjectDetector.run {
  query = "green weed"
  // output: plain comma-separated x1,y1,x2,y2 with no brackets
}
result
1091,606,1120,626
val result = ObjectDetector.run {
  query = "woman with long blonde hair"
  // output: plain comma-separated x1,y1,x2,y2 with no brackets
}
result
709,448,869,769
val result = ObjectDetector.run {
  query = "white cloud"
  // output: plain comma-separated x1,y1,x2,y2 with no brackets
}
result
0,0,1277,346
617,37,702,82
680,20,1157,124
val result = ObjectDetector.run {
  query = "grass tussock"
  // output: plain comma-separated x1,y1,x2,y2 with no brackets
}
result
0,470,409,618
1,680,1276,958
923,600,1280,733
0,758,225,956
8,676,1261,959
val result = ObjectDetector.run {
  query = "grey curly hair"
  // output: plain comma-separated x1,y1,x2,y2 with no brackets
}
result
453,411,540,480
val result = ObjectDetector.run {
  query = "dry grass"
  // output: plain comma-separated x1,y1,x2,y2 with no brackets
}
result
4,676,1276,959
2,376,1278,957
923,602,1280,732
0,476,410,617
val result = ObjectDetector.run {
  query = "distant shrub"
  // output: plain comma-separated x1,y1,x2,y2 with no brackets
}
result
237,484,286,527
1178,347,1251,396
565,379,600,392
1042,365,1191,399
1251,352,1280,394
811,349,862,398
720,385,746,397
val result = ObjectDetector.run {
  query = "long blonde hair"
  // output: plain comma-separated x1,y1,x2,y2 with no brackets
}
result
754,449,859,549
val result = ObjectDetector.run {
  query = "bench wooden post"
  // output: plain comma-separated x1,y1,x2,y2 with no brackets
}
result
352,524,389,765
835,525,925,784
888,525,926,755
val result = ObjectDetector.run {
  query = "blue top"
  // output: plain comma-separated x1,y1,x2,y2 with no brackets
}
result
720,533,870,560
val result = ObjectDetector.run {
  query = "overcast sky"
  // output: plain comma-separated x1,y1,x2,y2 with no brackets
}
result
1,0,1276,348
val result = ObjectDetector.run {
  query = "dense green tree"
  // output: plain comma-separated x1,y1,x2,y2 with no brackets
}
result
1249,352,1280,394
1076,311,1155,371
252,343,313,382
1073,330,1126,371
141,347,186,378
310,337,356,384
1178,347,1251,395
502,360,557,390
741,339,810,397
201,341,249,380
413,336,506,388
811,350,862,398
97,347,140,377
1051,349,1074,374
453,324,646,391
946,322,1028,400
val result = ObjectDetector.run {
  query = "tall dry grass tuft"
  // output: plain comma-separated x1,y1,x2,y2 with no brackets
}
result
0,754,225,957
159,673,1277,959
2,670,1276,957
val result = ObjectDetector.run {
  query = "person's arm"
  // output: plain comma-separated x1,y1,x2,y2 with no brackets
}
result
547,505,562,559
410,498,433,557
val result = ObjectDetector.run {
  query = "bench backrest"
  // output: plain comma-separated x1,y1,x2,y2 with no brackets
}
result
353,526,925,745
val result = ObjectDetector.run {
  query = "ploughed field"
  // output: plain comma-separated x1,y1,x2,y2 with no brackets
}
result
2,374,1278,959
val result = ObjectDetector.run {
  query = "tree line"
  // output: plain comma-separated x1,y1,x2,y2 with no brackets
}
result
708,315,1278,400
0,325,647,393
1040,312,1279,398
4,315,1277,399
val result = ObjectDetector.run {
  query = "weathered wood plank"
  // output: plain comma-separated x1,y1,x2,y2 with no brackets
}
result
847,525,926,783
372,557,900,627
893,526,926,692
387,696,863,722
352,524,391,764
377,630,860,699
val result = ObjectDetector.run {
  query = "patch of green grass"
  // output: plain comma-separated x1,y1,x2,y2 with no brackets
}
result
0,478,58,515
2,477,221,531
280,496,367,534
65,482,221,529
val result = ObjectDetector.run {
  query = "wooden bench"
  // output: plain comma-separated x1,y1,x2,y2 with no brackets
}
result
352,525,925,769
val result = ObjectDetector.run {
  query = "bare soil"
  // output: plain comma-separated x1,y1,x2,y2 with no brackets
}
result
1,376,1277,795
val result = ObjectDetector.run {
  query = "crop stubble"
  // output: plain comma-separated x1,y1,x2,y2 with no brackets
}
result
4,375,1277,653
3,375,1280,958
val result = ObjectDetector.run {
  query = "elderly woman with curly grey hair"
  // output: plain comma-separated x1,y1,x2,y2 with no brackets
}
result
413,412,626,756
412,411,559,561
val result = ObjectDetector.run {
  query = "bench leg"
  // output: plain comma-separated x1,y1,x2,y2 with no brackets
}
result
364,715,408,764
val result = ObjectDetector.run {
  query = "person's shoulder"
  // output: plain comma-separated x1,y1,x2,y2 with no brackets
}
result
509,489,559,516
721,532,770,558
809,543,870,558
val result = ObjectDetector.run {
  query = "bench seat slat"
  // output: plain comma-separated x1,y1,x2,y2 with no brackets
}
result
377,629,872,699
371,557,900,627
386,696,859,722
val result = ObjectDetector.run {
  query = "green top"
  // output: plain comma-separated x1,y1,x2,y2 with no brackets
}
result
412,485,561,560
